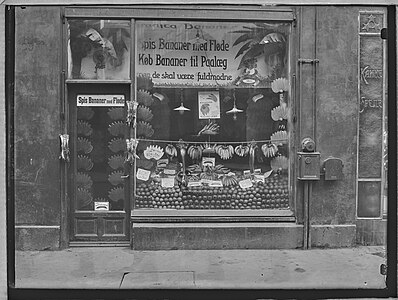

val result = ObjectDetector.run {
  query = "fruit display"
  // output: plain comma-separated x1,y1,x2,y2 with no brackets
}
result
134,174,289,210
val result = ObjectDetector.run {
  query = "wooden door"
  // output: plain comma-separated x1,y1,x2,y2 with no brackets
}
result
69,83,131,242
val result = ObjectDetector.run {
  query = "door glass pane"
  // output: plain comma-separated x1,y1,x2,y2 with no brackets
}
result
134,20,291,211
68,19,131,80
76,95,127,211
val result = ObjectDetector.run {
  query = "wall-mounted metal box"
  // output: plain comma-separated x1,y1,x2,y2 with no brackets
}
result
323,157,343,180
297,152,320,180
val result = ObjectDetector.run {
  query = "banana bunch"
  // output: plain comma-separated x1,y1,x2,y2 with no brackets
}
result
198,122,220,135
187,164,202,173
222,175,238,187
165,144,177,157
215,145,234,160
187,145,203,160
234,145,250,157
261,143,278,158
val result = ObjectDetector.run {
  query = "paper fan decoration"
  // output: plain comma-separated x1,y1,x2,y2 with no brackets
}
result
137,121,154,138
270,155,289,171
76,172,93,189
77,107,94,120
77,137,93,154
108,154,125,170
77,120,93,136
108,170,124,186
108,138,127,153
270,130,288,146
271,106,288,121
271,78,289,94
108,186,125,202
77,188,93,209
107,107,124,120
108,121,126,137
137,105,153,122
77,155,94,171
137,89,154,107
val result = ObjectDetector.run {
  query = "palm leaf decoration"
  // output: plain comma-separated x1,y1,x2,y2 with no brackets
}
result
77,155,94,171
108,154,125,170
231,23,288,70
77,137,93,154
107,107,124,120
76,188,93,209
108,170,124,186
77,107,94,120
108,186,124,202
76,172,93,189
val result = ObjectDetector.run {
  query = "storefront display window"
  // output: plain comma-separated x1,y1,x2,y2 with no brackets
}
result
68,19,131,80
133,21,291,211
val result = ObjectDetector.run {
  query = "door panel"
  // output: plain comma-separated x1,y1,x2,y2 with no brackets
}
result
69,84,130,242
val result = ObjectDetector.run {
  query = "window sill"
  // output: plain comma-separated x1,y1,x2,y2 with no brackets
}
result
131,209,295,223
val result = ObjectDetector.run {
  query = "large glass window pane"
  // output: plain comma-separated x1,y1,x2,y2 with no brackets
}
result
134,20,291,211
68,19,130,80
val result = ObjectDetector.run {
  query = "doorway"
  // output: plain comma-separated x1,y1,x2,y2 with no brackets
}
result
68,83,131,242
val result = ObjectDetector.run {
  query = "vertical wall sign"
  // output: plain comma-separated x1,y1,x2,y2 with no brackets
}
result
357,11,386,218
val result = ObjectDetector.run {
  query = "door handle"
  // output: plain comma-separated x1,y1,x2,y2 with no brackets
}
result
121,174,130,179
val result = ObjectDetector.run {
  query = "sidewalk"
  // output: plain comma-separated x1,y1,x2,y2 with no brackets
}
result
14,246,386,290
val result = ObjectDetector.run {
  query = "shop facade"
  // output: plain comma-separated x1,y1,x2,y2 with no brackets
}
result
8,4,388,250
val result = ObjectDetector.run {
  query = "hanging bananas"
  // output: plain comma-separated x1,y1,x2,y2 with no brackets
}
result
234,144,250,157
165,144,177,157
187,145,203,160
261,143,279,158
215,145,234,160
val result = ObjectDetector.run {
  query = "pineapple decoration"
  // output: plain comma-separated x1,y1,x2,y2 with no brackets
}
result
266,77,289,172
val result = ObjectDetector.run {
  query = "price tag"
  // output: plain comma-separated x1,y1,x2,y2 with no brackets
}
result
136,168,151,181
202,157,215,167
188,181,202,187
161,177,175,188
157,158,168,169
94,202,109,211
200,179,212,185
239,178,253,189
209,180,223,187
243,170,251,176
254,168,262,175
164,169,176,175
